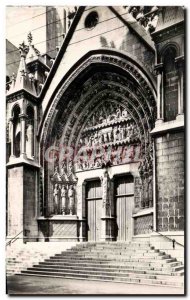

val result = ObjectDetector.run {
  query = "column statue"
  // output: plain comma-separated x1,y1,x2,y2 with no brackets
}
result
61,185,67,215
53,183,60,214
68,185,75,215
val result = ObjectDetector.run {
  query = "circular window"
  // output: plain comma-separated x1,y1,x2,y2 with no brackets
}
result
84,11,99,29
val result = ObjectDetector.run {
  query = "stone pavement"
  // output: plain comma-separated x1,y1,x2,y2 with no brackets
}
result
6,275,184,295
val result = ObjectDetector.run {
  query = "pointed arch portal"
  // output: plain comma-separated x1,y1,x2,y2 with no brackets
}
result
39,51,157,241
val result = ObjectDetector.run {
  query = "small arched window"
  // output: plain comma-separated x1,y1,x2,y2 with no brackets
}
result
26,106,35,158
163,47,178,122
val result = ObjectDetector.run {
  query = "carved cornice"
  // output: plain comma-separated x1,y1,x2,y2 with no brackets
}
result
152,21,184,44
27,59,50,73
6,89,38,104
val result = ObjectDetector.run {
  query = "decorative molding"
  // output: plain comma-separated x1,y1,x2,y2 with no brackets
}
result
6,89,38,104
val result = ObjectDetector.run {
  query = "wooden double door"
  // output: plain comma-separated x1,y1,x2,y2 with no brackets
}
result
86,175,134,242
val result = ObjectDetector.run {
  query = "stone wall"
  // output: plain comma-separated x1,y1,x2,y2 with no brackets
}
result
7,166,24,237
163,48,179,121
155,131,184,232
23,165,38,240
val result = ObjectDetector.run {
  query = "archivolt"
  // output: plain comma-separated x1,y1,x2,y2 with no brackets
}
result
40,52,157,165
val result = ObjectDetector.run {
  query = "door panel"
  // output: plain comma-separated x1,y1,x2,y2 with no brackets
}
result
115,176,134,241
86,180,102,241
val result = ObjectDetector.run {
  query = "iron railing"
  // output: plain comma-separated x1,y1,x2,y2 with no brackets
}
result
149,226,184,249
6,230,23,247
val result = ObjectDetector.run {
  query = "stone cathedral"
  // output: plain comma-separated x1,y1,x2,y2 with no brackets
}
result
6,6,184,250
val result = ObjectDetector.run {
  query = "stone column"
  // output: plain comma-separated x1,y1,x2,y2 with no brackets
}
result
26,123,34,158
19,113,27,159
175,56,184,121
9,117,15,158
77,181,86,242
154,63,164,125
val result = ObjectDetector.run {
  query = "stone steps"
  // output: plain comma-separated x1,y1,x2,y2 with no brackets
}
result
45,257,176,263
32,264,184,276
25,266,184,280
16,241,184,287
36,261,184,274
38,261,183,272
20,270,183,287
6,243,76,276
54,252,169,259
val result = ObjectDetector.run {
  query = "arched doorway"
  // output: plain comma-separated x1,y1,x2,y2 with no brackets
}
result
39,51,157,241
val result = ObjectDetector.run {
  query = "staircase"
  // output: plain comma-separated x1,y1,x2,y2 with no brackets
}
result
17,241,184,287
6,242,77,276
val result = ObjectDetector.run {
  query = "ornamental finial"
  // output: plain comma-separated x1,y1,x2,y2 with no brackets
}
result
27,32,33,45
19,41,29,58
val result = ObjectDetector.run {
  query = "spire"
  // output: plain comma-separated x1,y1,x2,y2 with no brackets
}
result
7,39,37,96
26,32,41,64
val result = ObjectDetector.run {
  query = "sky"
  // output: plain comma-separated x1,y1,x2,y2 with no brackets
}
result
6,6,47,53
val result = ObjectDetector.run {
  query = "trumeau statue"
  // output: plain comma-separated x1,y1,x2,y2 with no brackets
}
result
101,170,110,208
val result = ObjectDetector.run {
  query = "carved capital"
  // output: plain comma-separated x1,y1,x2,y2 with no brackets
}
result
19,113,28,120
175,55,184,70
154,63,163,75
8,117,14,123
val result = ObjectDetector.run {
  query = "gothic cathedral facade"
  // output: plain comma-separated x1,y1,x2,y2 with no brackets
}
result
6,7,185,249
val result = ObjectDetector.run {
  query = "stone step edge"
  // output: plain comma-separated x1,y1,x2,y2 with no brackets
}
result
17,273,184,288
32,264,184,275
26,266,184,279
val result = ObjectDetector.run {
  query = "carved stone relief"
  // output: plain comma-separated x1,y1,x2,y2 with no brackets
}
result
138,139,153,209
50,161,77,215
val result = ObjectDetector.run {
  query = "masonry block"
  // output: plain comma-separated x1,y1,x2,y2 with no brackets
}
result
155,131,184,232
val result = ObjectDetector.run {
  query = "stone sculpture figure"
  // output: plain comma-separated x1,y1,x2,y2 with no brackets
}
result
103,132,108,143
116,108,121,119
61,185,67,215
98,131,103,144
87,135,93,147
108,130,112,143
122,109,128,118
113,126,118,142
68,160,77,180
68,185,75,215
53,165,61,181
60,161,68,181
53,183,60,214
126,123,130,142
101,170,110,208
94,131,99,145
